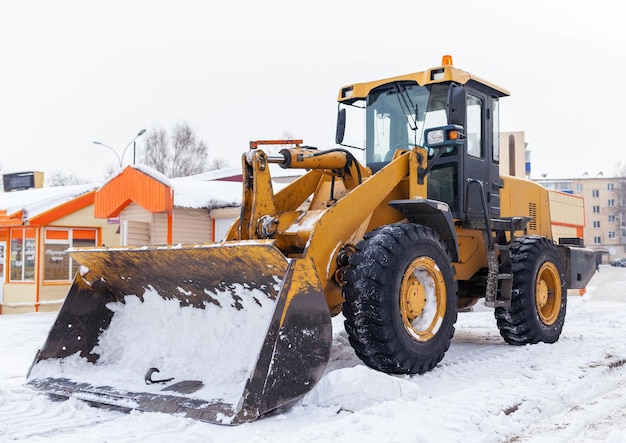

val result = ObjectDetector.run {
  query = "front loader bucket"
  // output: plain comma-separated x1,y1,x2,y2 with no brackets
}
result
26,241,332,425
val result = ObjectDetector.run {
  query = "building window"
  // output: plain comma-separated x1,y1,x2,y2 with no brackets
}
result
592,189,599,198
609,231,616,239
608,199,615,207
576,183,583,191
593,205,600,213
593,220,601,228
9,228,36,281
594,236,602,244
608,183,614,191
44,228,97,281
609,215,616,223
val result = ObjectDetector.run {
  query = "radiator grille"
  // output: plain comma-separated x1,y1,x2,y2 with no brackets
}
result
528,202,537,231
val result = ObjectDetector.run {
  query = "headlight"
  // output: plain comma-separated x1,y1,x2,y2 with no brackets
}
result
426,129,445,145
424,125,465,148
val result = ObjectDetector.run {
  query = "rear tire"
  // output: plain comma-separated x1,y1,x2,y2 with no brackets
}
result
342,223,457,374
495,236,566,345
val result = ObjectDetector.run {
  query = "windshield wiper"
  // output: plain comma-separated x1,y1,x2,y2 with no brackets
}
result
393,82,419,131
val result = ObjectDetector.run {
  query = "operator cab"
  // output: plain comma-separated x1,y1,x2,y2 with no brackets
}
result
336,56,509,228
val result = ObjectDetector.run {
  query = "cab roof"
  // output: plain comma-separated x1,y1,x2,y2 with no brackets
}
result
338,55,510,103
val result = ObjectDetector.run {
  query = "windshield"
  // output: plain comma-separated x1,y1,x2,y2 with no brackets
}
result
339,82,450,167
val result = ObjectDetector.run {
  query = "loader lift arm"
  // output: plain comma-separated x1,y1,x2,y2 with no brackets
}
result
231,140,415,313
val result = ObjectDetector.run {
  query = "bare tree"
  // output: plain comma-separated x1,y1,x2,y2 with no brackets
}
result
45,170,89,186
102,163,120,180
142,127,170,175
171,123,209,177
208,157,230,170
140,122,212,178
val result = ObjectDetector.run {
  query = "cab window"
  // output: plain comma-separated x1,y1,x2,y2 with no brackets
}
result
466,94,483,158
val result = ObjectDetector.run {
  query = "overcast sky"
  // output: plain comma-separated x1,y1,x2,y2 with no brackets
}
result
1,0,624,182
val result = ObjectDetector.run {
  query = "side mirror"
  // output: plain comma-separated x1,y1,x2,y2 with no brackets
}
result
335,108,346,145
448,84,466,126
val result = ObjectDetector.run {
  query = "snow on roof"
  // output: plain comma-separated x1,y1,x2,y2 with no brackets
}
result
170,178,242,209
101,164,173,189
170,164,299,209
170,175,294,209
99,164,244,209
0,163,297,218
177,167,243,182
130,164,173,187
179,163,303,182
0,183,100,220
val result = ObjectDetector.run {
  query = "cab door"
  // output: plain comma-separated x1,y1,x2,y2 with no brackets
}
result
463,90,502,226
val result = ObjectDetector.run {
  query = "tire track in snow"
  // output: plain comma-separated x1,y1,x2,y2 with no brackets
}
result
509,371,626,442
0,385,212,442
412,301,626,440
309,300,626,442
0,384,126,440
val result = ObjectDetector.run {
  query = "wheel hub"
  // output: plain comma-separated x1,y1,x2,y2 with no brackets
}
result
535,262,562,325
536,279,549,307
403,280,426,319
399,257,446,342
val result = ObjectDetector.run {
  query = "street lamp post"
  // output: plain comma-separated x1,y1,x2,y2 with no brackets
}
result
93,129,147,168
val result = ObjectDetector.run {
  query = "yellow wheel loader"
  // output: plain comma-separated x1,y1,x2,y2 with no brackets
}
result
26,56,597,424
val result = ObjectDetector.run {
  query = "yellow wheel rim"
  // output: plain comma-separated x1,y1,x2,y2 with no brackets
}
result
399,257,447,342
535,262,562,325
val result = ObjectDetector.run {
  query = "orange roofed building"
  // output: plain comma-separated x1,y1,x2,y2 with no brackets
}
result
93,165,244,247
0,165,254,315
0,182,120,314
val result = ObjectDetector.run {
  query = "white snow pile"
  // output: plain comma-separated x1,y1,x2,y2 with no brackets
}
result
1,265,626,442
27,286,277,406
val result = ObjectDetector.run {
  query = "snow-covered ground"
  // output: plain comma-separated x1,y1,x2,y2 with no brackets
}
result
1,265,625,442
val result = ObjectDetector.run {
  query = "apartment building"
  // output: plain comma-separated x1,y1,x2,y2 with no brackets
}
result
534,174,626,262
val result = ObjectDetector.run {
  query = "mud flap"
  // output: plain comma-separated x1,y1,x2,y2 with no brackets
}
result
26,241,332,425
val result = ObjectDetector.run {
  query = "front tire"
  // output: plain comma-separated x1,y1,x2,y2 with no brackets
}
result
342,223,458,374
495,236,566,345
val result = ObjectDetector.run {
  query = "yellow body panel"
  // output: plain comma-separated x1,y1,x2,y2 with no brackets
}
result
454,228,488,281
500,175,552,238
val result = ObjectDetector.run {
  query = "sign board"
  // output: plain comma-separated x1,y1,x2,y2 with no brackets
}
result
3,172,44,192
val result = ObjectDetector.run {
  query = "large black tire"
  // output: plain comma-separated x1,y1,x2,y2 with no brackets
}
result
495,236,566,345
342,223,458,375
